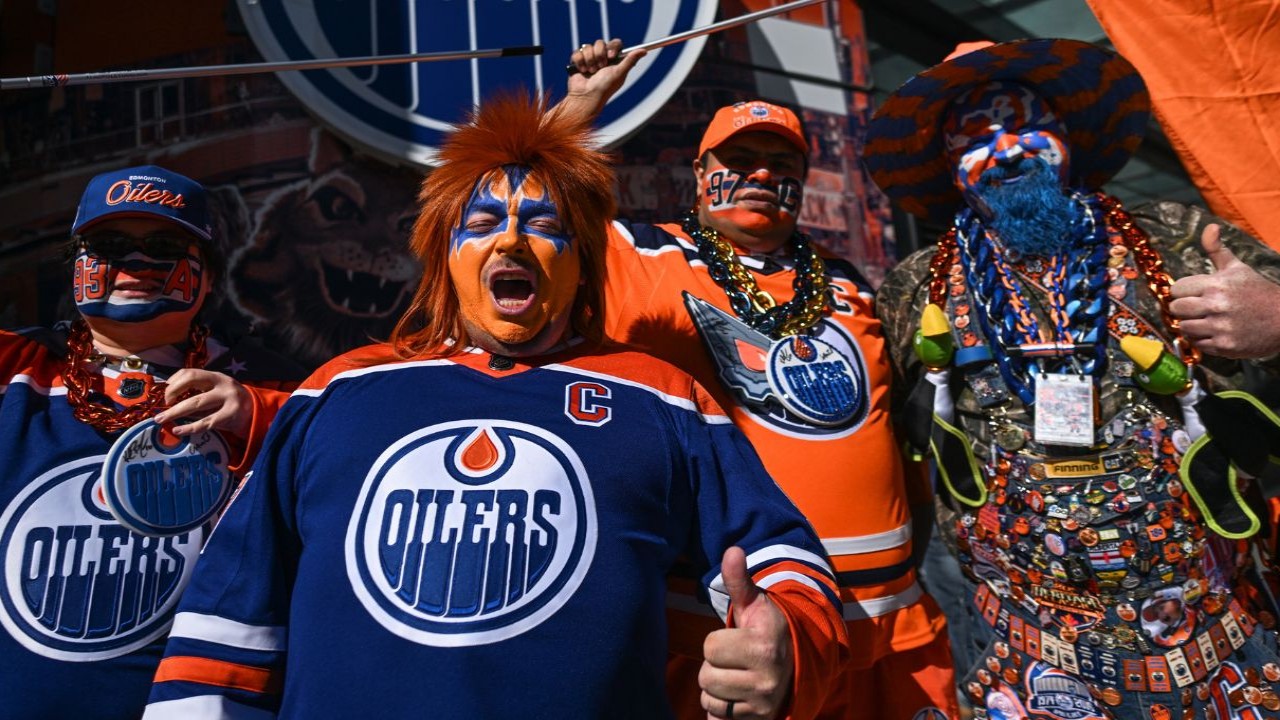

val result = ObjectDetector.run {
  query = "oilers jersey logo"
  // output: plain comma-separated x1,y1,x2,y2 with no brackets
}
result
684,293,871,438
346,420,597,646
0,458,201,661
238,0,716,166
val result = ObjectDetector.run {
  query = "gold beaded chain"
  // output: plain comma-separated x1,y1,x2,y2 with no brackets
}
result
684,212,830,338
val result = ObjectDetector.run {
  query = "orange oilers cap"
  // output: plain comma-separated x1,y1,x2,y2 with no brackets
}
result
697,100,808,157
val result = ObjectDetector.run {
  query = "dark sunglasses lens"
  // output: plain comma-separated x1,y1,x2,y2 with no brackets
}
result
83,233,132,259
141,235,193,259
83,232,192,260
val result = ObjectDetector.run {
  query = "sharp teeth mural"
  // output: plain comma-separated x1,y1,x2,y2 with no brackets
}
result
228,129,421,368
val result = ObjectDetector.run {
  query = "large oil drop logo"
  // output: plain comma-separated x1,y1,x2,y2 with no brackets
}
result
346,420,596,646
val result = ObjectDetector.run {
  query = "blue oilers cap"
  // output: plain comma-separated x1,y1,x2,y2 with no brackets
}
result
72,165,212,240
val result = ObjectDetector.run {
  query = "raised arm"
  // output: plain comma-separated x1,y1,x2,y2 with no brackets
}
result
555,38,648,126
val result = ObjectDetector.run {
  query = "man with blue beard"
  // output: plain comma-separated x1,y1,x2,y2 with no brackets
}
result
867,40,1280,718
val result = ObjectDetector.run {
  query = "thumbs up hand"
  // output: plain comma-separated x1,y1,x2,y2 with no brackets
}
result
1168,224,1280,359
699,547,794,720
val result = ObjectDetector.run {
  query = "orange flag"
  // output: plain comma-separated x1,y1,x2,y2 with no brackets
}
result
1086,0,1280,250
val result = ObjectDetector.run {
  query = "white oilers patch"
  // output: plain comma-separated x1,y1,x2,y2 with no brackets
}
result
102,419,233,537
0,458,202,660
346,420,597,646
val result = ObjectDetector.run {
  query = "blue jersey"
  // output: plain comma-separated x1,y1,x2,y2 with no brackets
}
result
0,326,303,720
144,342,846,720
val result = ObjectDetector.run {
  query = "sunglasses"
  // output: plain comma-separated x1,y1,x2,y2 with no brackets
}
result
77,231,196,261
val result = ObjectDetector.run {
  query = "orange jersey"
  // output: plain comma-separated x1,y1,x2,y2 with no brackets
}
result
603,221,947,671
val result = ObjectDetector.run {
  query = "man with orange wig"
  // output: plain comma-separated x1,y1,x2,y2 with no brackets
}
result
141,94,847,720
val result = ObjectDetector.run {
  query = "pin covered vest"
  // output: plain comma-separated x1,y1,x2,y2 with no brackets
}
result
904,194,1280,711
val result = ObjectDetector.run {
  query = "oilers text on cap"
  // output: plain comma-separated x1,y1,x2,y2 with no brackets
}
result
698,101,808,158
72,165,213,240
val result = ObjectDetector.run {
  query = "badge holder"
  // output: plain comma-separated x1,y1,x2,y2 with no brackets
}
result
100,417,233,536
1034,372,1095,447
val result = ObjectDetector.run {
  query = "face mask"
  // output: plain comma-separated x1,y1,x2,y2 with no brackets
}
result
73,242,205,323
944,82,1071,199
448,166,580,350
699,166,804,235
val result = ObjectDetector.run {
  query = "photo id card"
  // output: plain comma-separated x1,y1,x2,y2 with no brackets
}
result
1034,373,1095,447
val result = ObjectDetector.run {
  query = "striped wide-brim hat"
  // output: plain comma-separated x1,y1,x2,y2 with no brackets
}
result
862,38,1150,224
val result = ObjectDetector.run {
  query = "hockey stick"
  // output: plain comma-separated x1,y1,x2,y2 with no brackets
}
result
566,0,830,75
1,45,543,91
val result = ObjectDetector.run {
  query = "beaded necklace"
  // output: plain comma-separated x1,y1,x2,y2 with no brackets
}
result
928,193,1199,405
953,192,1110,404
681,211,828,338
61,319,209,434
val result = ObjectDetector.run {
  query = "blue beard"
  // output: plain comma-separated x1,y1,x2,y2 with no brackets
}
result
972,159,1075,256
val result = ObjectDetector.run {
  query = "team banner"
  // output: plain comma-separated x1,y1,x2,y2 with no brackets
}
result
1086,0,1280,251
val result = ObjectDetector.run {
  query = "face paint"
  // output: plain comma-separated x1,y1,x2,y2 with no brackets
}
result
73,244,205,323
448,165,580,354
944,82,1071,199
698,132,806,238
700,167,804,232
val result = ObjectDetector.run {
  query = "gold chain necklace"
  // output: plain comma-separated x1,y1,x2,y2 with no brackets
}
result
683,212,829,338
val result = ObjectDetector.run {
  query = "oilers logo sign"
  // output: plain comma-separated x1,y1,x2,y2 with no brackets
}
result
238,1,716,165
346,420,597,646
766,334,861,427
0,458,201,661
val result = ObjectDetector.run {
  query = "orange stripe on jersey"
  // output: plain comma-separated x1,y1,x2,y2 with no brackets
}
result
549,345,731,421
829,543,913,576
153,656,281,695
753,559,839,596
297,342,402,391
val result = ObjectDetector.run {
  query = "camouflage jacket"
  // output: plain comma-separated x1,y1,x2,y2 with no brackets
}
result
877,199,1280,434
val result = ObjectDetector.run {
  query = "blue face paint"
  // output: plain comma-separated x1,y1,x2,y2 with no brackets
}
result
447,165,581,353
73,247,205,322
451,165,571,255
944,82,1071,199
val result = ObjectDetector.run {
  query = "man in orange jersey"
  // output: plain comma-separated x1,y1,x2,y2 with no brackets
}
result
564,41,957,720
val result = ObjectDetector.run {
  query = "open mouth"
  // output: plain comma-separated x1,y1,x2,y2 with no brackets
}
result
112,275,163,297
488,267,536,315
317,260,410,318
733,186,780,206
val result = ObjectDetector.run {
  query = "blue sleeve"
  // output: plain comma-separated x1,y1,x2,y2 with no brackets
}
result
672,408,841,618
143,392,319,720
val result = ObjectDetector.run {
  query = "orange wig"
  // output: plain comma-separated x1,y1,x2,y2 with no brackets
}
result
390,92,616,358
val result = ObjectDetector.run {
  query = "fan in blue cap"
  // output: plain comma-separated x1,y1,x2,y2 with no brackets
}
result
0,165,304,719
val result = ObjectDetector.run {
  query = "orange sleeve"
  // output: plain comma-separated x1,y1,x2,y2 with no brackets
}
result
761,583,850,720
227,384,293,474
603,221,657,342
